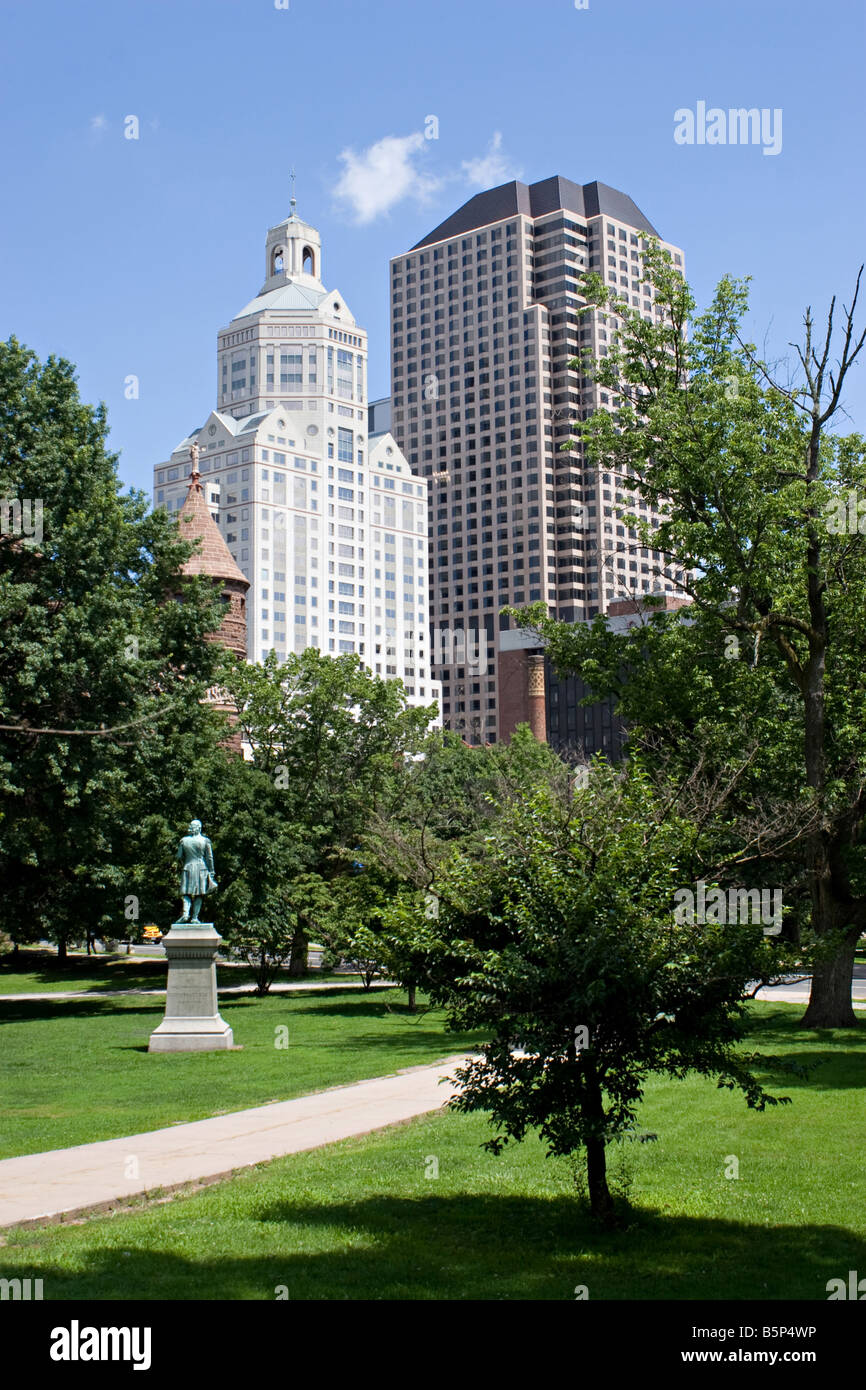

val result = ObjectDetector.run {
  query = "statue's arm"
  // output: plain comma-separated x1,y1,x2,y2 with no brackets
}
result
204,839,215,874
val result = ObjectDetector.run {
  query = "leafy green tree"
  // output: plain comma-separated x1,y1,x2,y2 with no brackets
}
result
326,868,429,1005
343,924,389,991
385,763,791,1220
339,726,568,1007
223,648,433,976
226,871,331,995
362,725,562,891
513,251,866,1026
0,339,226,958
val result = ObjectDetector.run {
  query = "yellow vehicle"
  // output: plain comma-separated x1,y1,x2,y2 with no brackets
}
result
142,924,162,942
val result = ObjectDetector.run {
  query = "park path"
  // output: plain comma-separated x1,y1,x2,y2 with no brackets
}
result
3,976,864,1005
0,979,397,1003
754,969,866,1008
0,1055,467,1230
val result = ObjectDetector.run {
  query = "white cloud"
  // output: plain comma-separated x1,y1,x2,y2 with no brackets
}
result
461,132,521,190
332,129,522,225
334,132,442,224
90,114,107,134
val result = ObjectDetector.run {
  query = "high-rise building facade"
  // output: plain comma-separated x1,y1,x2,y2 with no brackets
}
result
153,205,438,711
389,176,685,743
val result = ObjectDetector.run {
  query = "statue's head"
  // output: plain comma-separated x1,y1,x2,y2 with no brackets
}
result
188,819,202,835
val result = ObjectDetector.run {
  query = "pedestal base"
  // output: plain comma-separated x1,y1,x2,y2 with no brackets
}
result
148,923,234,1054
148,1020,234,1053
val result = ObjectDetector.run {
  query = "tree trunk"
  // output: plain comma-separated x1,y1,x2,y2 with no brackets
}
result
797,419,861,1027
801,823,861,1027
407,981,417,1013
582,1059,614,1220
256,946,270,995
803,925,860,1028
57,937,67,964
287,921,308,979
585,1137,614,1221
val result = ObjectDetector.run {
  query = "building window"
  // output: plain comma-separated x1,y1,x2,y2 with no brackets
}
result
337,427,353,462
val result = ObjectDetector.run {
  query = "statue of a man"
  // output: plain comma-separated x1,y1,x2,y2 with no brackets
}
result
175,819,217,924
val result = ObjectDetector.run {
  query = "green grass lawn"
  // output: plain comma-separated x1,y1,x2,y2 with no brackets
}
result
0,953,174,995
0,949,355,995
0,987,478,1158
0,1004,863,1300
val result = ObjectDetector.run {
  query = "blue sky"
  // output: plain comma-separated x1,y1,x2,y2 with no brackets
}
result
1,0,863,497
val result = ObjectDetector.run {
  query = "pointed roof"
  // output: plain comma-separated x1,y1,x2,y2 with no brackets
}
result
411,176,660,248
233,279,329,319
176,452,248,589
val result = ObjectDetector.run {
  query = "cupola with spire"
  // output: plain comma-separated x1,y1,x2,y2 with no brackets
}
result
261,172,323,294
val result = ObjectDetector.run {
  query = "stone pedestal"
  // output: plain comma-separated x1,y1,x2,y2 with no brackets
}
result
148,923,234,1053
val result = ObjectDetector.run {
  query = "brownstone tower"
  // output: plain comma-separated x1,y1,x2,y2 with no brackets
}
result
527,652,547,743
177,446,249,748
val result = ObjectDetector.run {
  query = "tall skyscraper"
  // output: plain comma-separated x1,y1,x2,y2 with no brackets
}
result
389,176,685,744
154,203,438,712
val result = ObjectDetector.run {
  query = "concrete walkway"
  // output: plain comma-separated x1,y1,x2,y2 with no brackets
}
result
753,966,866,1009
5,974,864,1007
0,1055,468,1230
0,979,397,1003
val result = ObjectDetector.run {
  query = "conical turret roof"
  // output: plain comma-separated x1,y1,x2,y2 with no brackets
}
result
176,457,248,589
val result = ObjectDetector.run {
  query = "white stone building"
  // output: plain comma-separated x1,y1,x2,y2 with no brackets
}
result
153,204,438,710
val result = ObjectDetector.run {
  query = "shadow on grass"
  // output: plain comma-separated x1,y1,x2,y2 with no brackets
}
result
0,993,386,1026
746,1006,866,1038
0,998,169,1025
0,970,168,996
742,1008,866,1091
3,1196,863,1301
283,997,434,1021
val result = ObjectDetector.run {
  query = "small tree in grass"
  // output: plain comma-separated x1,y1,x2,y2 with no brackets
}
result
385,763,792,1221
325,871,422,1003
344,925,388,990
223,871,331,995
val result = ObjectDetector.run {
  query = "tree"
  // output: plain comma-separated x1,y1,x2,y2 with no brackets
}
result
223,649,434,976
361,725,563,891
343,925,389,991
385,763,791,1220
226,872,330,995
345,725,568,1008
0,338,226,958
513,250,866,1026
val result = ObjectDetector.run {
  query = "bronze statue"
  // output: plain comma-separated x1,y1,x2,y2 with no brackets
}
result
175,818,217,924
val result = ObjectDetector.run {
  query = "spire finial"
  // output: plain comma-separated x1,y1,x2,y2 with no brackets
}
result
290,167,297,217
188,441,202,491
